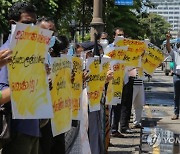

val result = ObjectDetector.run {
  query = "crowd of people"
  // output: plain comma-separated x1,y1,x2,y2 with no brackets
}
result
0,1,179,154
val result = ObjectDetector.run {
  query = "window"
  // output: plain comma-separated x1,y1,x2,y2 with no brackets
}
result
174,28,178,31
174,12,179,14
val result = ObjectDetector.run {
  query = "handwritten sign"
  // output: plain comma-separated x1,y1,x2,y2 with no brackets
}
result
104,46,128,60
142,42,165,75
86,57,110,112
50,56,72,136
114,37,146,67
106,60,125,105
71,57,83,120
8,23,53,119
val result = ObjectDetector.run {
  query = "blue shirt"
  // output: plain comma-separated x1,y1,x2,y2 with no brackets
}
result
0,36,40,137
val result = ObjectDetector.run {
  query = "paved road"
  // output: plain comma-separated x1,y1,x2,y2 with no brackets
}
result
144,68,174,106
108,68,180,154
142,68,180,154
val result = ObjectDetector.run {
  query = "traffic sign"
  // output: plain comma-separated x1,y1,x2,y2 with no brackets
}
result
115,0,133,6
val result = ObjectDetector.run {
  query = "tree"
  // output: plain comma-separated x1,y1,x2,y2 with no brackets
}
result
0,0,171,46
103,0,146,42
139,13,171,47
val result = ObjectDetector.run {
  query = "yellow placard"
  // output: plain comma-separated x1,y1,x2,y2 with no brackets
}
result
142,42,165,75
8,23,53,119
87,57,110,112
50,57,72,136
114,37,146,67
71,57,83,120
106,61,125,105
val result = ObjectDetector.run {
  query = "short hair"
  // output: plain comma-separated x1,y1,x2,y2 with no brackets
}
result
52,35,69,56
36,16,54,25
100,32,108,39
100,32,108,37
113,27,124,36
8,1,37,21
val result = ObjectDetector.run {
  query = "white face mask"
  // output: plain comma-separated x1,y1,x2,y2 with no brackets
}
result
100,39,109,49
49,36,56,48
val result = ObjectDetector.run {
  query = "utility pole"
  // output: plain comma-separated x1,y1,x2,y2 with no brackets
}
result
90,0,104,41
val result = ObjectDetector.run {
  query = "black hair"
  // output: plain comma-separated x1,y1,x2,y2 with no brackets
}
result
113,27,124,36
100,32,108,37
8,1,37,21
51,35,69,56
36,16,54,25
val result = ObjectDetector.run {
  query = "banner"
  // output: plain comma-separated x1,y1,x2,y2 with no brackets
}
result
114,37,146,67
142,41,165,75
86,57,110,112
8,23,53,119
106,61,125,105
50,56,72,136
71,57,83,120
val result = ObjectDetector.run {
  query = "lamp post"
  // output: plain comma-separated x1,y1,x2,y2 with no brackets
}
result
90,0,104,41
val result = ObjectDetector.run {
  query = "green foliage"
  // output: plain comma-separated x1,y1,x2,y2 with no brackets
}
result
104,0,144,42
0,0,171,47
139,13,171,47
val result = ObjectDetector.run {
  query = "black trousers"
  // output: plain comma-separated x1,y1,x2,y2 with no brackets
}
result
111,77,134,132
2,132,39,154
39,121,65,154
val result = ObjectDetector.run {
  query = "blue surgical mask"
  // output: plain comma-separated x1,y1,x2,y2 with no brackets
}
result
49,36,56,48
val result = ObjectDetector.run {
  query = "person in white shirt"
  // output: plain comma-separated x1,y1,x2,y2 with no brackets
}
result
129,68,145,128
166,32,180,120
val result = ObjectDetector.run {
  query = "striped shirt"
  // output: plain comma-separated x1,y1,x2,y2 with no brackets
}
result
128,68,143,85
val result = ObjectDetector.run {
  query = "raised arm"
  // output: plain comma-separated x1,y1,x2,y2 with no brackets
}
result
166,32,172,53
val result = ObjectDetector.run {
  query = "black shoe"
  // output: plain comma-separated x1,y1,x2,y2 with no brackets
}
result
131,124,143,129
111,131,125,138
121,128,135,134
171,115,179,120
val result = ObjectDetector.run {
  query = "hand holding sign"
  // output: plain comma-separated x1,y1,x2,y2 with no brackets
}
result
0,49,12,68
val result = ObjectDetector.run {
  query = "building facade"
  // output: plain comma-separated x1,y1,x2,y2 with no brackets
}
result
147,0,180,38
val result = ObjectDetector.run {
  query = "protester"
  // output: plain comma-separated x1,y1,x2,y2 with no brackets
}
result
99,32,109,49
129,68,145,129
110,27,136,136
110,27,125,137
0,50,12,105
0,2,40,154
166,32,180,120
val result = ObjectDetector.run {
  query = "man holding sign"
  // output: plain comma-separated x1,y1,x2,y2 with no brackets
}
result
166,32,180,120
0,2,40,154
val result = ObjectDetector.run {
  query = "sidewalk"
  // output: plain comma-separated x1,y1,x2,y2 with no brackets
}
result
108,118,141,154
